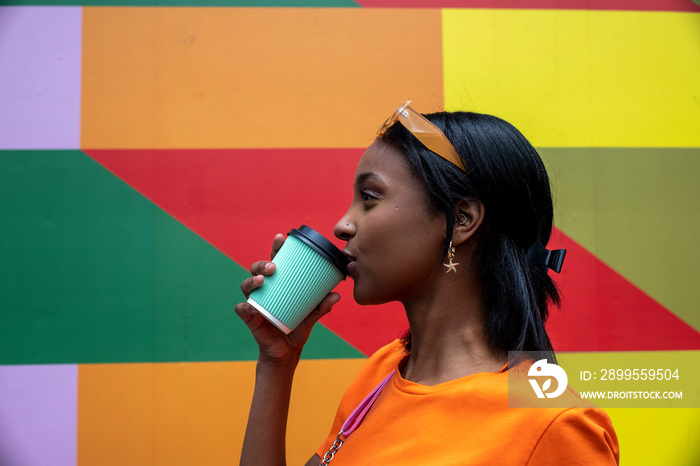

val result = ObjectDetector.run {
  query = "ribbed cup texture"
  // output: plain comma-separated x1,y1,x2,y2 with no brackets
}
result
248,236,344,331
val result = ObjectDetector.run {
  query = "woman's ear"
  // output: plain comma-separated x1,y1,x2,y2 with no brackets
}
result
451,198,485,247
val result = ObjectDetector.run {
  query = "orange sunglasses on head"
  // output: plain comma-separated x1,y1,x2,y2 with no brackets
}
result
377,100,466,172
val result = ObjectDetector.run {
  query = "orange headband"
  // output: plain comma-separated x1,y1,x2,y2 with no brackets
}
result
377,100,466,172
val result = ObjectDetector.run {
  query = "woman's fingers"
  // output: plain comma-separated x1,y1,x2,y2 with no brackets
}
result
243,233,284,297
249,260,276,277
235,290,342,363
316,292,342,317
242,261,276,298
234,301,264,328
289,293,341,342
270,233,285,260
240,274,260,299
235,302,287,352
241,233,284,298
236,233,342,360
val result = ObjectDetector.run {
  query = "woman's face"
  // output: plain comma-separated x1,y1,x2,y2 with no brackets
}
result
334,139,447,306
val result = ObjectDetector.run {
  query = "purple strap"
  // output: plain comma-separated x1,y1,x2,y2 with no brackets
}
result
340,370,395,437
320,371,396,465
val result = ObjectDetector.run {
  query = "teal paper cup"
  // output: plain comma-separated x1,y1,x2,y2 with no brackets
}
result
247,225,349,334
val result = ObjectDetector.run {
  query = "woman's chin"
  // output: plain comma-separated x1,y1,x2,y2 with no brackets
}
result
352,286,392,307
352,290,369,306
352,285,372,306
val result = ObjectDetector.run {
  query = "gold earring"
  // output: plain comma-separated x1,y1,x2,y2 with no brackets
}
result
443,241,459,273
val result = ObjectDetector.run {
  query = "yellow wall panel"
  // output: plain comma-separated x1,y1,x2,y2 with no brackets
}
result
606,408,700,465
558,352,700,464
443,9,700,147
81,8,443,149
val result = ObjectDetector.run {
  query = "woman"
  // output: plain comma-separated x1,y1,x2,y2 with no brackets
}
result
235,101,619,465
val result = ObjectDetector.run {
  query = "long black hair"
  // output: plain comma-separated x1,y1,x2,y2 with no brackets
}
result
380,111,560,361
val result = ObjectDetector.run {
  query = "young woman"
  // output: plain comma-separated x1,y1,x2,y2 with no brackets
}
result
235,101,619,465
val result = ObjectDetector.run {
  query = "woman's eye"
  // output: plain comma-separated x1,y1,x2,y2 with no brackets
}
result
361,191,378,202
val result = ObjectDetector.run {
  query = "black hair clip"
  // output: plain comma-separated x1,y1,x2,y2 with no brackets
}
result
527,240,566,273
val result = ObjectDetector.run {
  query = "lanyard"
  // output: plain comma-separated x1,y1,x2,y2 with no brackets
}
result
320,370,395,465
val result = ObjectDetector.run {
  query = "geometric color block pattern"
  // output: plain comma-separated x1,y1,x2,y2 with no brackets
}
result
0,150,361,364
1,2,699,465
3,0,700,9
83,147,700,354
83,147,416,354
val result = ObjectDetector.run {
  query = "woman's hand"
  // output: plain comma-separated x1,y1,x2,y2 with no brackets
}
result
235,233,341,365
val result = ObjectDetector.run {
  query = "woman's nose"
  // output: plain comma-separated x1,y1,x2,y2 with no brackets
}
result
334,211,356,242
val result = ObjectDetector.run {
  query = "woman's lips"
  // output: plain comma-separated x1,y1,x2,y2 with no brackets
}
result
343,250,356,276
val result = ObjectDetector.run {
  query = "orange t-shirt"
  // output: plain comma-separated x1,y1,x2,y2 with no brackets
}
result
317,340,619,465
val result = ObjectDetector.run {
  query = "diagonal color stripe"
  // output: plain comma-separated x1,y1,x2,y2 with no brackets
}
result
531,228,700,351
86,148,410,355
443,9,700,147
542,147,700,333
84,148,362,269
0,365,78,466
0,150,361,364
0,7,82,149
85,148,700,354
80,7,443,149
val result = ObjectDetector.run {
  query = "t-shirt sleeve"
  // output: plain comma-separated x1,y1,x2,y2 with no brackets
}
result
527,408,620,465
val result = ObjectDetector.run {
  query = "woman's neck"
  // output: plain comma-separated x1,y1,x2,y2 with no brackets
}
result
399,270,506,386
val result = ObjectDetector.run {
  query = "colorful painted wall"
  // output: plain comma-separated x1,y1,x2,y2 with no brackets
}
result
1,1,699,465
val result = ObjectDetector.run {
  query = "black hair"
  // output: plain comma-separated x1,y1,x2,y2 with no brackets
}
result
380,111,560,363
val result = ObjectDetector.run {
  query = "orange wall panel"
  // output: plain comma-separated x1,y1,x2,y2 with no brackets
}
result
77,359,366,465
81,8,444,149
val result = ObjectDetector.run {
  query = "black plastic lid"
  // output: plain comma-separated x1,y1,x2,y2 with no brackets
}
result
288,225,349,277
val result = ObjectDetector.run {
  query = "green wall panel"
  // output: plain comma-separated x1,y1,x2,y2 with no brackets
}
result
0,150,362,364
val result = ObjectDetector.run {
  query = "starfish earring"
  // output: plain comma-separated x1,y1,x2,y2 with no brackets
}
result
443,241,459,273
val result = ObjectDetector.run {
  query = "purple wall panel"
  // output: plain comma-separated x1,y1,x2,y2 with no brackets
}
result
0,7,82,149
0,365,78,466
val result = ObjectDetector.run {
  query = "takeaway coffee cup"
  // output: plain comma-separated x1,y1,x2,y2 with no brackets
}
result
247,225,349,334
